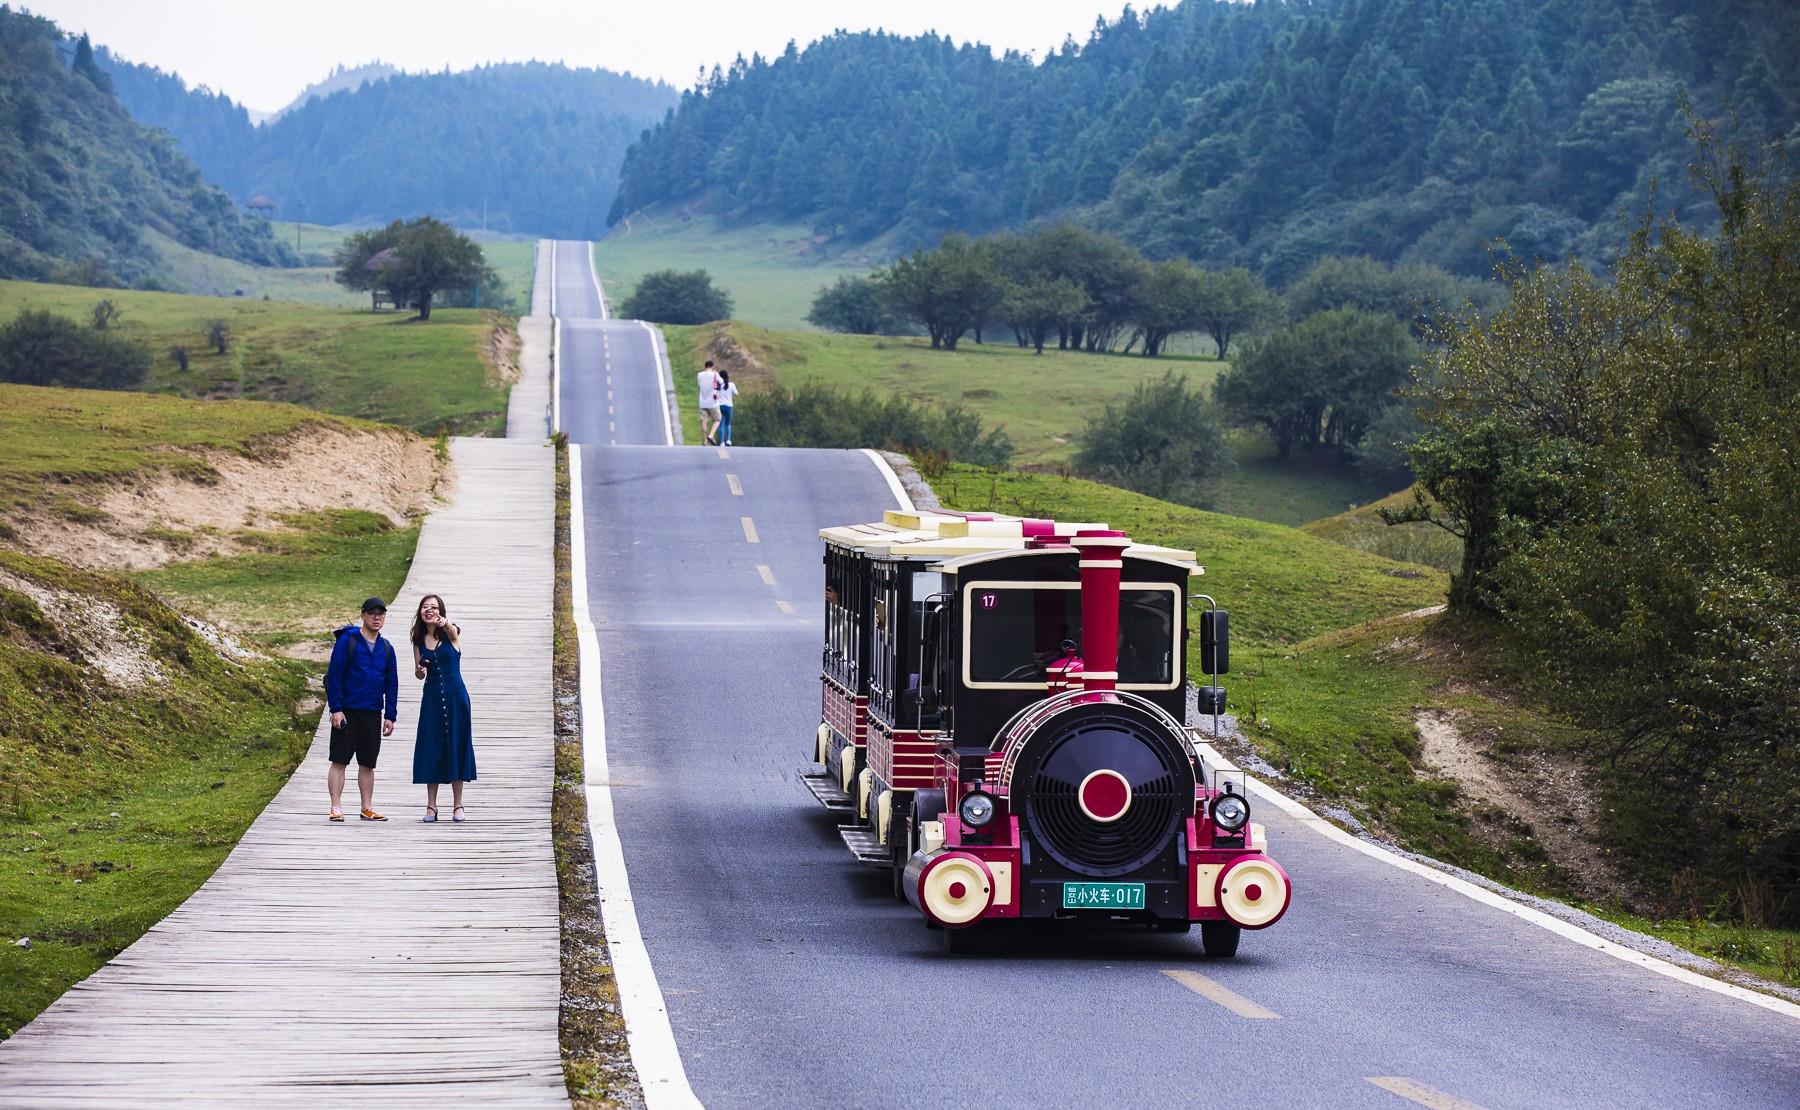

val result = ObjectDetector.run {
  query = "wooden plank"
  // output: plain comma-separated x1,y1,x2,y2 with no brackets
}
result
0,438,566,1108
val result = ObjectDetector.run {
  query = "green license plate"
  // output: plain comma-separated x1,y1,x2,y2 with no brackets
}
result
1061,882,1146,910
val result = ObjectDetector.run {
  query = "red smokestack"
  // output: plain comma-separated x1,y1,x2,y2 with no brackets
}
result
1072,529,1130,692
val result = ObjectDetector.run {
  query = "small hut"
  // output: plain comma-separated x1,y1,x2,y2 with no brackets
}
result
364,247,401,310
244,195,276,217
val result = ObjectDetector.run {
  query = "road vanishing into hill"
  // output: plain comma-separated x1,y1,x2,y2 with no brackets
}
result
550,240,1800,1109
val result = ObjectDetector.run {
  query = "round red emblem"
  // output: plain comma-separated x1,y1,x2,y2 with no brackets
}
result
1077,769,1132,823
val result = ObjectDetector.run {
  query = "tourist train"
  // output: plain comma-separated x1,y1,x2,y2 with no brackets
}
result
801,509,1290,955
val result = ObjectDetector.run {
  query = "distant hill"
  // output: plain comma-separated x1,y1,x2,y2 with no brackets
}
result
609,0,1800,281
101,55,678,239
0,9,293,285
260,60,398,122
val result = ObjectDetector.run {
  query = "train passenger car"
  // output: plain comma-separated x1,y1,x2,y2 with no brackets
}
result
801,513,1290,955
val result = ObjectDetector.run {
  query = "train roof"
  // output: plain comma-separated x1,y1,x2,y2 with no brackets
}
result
821,511,1203,574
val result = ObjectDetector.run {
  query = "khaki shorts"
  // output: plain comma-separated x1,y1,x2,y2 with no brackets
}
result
700,406,720,417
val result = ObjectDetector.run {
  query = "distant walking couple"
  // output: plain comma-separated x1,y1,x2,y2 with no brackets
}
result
697,358,738,446
325,594,477,824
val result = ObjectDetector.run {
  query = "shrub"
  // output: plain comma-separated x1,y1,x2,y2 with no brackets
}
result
619,269,732,324
0,309,151,389
737,383,1012,468
1072,371,1230,508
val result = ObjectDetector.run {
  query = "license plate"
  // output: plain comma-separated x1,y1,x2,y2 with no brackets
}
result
1061,882,1146,910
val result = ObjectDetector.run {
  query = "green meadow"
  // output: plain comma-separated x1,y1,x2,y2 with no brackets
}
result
0,280,511,435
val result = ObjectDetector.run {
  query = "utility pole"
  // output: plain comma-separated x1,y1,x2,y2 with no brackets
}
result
295,199,304,255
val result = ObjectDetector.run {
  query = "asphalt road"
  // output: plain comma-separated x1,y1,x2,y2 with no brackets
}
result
553,242,1800,1109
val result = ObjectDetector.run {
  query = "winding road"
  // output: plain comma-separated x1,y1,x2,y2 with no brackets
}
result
554,240,1800,1109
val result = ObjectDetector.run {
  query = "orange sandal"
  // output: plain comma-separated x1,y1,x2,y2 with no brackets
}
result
329,807,345,822
360,808,388,822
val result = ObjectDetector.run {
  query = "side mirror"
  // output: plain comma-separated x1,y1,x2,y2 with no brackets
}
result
1196,686,1227,715
1200,609,1229,676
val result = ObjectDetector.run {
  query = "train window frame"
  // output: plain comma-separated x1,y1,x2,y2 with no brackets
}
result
959,580,1182,691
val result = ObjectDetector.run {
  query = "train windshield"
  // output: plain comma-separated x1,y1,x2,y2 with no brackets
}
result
964,585,1176,688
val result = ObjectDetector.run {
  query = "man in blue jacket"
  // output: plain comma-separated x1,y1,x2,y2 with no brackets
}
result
325,597,400,822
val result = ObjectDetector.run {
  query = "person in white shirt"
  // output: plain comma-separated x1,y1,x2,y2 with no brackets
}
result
696,360,722,445
715,369,739,446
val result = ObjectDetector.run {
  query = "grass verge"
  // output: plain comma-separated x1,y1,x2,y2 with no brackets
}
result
0,279,511,435
551,437,641,1106
134,509,420,652
0,549,319,1038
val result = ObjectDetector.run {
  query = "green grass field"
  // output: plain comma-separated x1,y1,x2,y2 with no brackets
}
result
663,321,1223,463
0,280,511,435
596,211,876,331
0,383,345,512
661,319,1397,524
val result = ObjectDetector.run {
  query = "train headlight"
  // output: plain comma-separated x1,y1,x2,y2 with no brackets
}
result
1210,793,1249,833
959,791,996,828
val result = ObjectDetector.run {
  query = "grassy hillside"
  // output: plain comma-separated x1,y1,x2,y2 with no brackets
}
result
147,229,364,307
0,280,512,434
597,211,877,331
0,9,292,285
664,319,1396,523
1302,487,1463,571
0,385,424,1037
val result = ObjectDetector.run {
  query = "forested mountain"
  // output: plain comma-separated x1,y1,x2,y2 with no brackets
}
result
0,8,292,285
101,55,678,239
611,0,1800,280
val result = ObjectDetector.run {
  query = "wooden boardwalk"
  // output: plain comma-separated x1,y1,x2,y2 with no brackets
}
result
0,438,564,1107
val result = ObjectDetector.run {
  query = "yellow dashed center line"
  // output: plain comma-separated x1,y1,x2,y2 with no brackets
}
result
740,516,759,544
726,474,743,496
775,600,796,615
756,564,777,586
1365,1077,1487,1110
1161,969,1279,1020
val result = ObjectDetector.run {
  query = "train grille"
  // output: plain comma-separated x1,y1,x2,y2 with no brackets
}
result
1020,716,1186,878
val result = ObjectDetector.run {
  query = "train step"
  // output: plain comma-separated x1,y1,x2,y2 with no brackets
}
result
797,768,854,812
838,825,889,867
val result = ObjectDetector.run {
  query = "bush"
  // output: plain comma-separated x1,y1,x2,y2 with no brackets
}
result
0,309,151,389
737,383,1012,468
807,275,904,334
1072,371,1231,508
619,269,733,324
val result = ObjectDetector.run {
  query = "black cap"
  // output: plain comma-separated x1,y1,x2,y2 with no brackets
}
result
361,597,387,613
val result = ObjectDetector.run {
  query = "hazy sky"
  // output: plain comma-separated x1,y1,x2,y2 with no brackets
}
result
30,0,1127,112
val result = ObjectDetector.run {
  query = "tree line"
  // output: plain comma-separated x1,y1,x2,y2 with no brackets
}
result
811,223,1290,357
611,1,1798,282
1392,132,1799,924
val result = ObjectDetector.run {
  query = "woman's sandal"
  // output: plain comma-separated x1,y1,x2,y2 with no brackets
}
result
452,806,466,823
423,806,438,824
329,806,345,822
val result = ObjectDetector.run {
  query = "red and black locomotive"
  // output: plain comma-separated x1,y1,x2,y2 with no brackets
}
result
803,510,1290,955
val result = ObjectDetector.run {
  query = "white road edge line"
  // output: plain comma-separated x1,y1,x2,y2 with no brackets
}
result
636,320,676,446
587,240,609,320
569,444,702,1109
1247,777,1800,1021
861,448,915,512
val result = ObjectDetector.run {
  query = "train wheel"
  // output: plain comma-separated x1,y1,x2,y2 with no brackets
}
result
1201,921,1240,957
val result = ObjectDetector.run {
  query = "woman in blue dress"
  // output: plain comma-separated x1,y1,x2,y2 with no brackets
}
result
410,594,476,822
